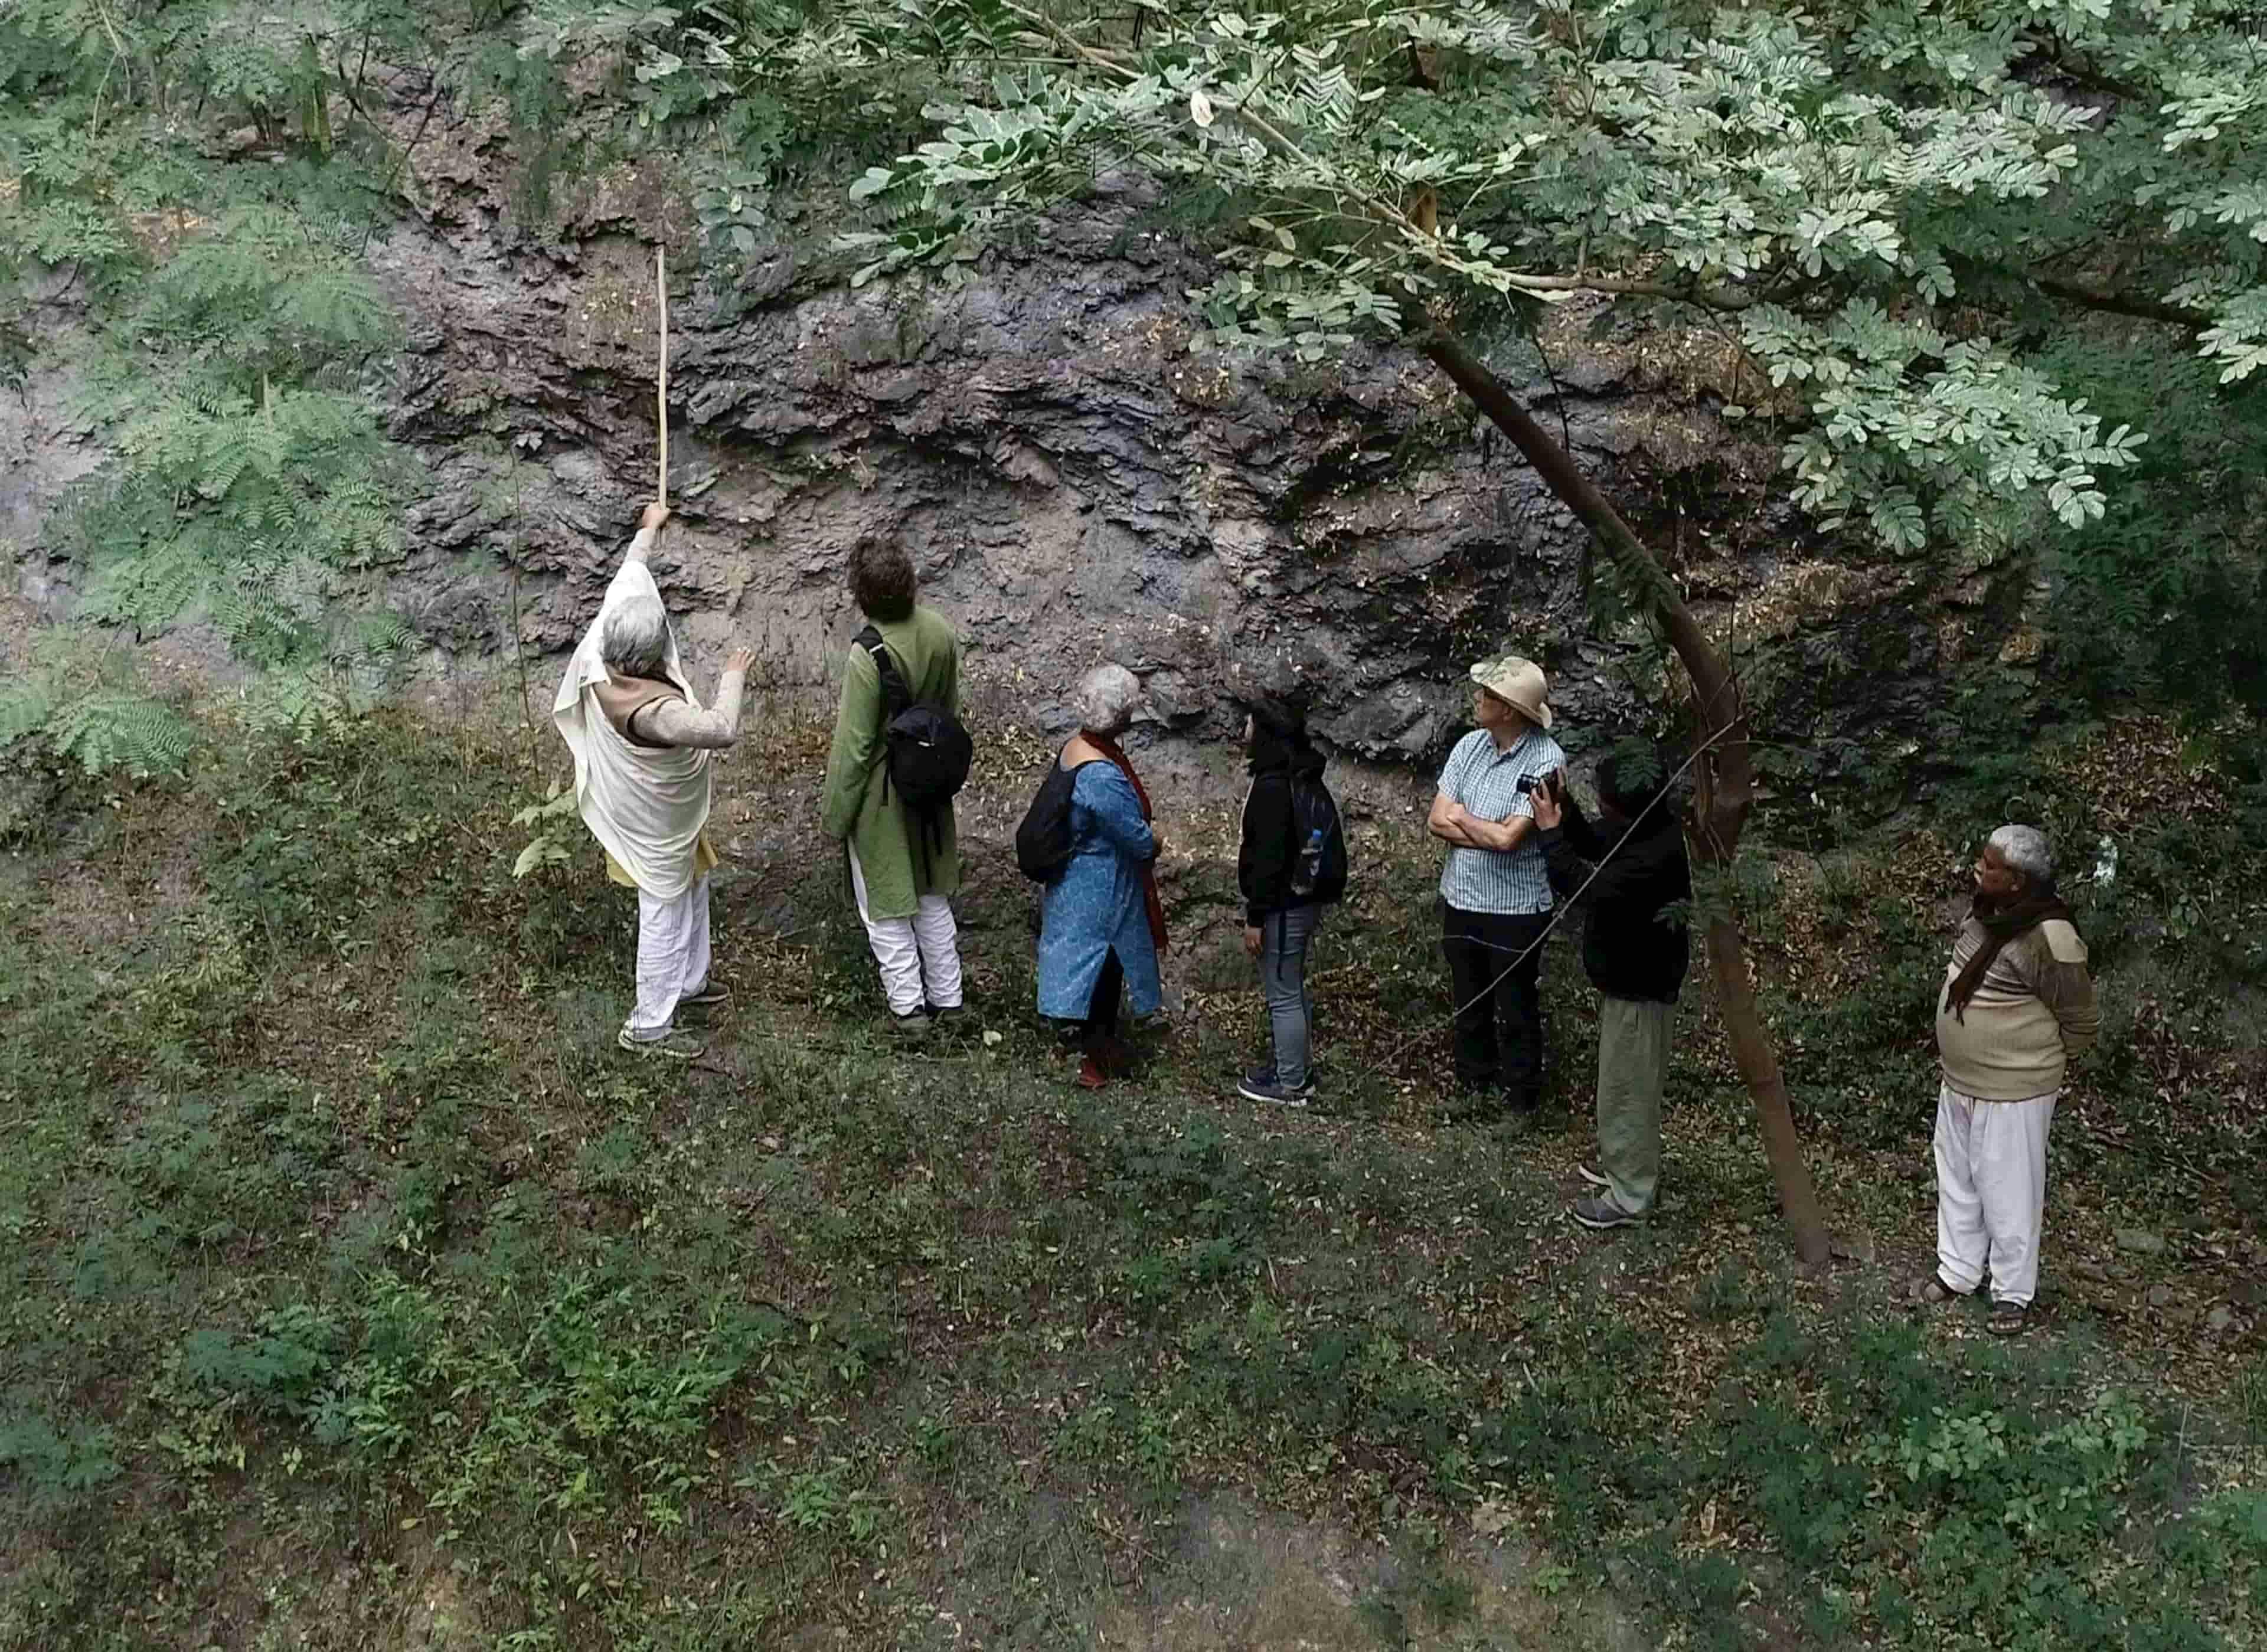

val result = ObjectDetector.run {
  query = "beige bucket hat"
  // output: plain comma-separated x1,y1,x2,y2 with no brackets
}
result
1468,655,1553,729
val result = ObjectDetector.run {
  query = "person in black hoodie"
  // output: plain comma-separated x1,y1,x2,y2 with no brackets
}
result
1234,695,1347,1107
1531,744,1691,1228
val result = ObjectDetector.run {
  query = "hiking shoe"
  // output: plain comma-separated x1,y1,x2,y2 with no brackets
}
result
1237,1067,1314,1108
889,1010,930,1043
1570,1194,1646,1230
679,982,731,1015
618,1027,704,1061
1987,1300,2029,1337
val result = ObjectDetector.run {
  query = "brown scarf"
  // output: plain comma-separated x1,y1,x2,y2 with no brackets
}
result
1084,730,1168,956
1943,888,2072,1022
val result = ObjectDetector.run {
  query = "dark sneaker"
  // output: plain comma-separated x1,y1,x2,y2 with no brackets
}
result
1237,1067,1313,1108
1576,1163,1610,1189
929,1006,984,1046
618,1027,704,1061
1570,1194,1645,1230
890,1010,930,1043
680,982,731,1010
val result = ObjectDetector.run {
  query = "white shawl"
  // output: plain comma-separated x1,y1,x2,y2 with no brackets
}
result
551,558,711,898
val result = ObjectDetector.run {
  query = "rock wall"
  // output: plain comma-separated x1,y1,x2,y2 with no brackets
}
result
5,130,2031,790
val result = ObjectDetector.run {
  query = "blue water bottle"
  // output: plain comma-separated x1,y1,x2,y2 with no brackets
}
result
1292,826,1325,898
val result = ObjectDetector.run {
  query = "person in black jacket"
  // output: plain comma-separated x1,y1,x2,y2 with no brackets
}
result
1234,695,1347,1107
1531,744,1691,1228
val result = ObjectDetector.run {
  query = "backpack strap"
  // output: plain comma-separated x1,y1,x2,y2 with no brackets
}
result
855,624,910,812
854,624,913,721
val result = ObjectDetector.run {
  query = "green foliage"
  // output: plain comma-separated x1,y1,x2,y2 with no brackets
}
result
511,778,585,878
0,628,196,777
174,1304,343,1417
0,1413,123,1500
4,0,444,759
2030,336,2267,724
46,207,422,706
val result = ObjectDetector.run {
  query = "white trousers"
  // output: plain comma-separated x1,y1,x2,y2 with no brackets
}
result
626,875,711,1038
1933,1082,2057,1306
847,845,962,1018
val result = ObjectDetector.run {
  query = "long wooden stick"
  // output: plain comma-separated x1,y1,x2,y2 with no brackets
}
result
656,245,669,507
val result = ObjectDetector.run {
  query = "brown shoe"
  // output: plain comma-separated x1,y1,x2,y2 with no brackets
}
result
1074,1055,1109,1091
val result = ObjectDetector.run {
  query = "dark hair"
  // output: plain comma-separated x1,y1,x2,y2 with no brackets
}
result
1243,691,1306,741
1243,693,1313,774
848,542,917,623
1599,742,1673,821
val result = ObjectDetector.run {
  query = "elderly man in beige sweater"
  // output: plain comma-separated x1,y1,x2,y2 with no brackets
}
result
1918,824,2099,1335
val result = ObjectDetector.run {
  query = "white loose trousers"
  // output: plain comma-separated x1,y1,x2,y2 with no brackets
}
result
626,875,712,1038
848,845,962,1017
1933,1082,2057,1307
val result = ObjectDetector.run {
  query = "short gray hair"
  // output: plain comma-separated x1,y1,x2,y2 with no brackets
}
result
601,596,669,679
1989,824,2054,885
1074,664,1142,735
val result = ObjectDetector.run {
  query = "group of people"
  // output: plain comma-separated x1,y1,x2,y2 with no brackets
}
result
553,502,2099,1324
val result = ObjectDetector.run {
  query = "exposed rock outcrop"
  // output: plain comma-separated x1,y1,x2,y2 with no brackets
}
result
5,125,2030,790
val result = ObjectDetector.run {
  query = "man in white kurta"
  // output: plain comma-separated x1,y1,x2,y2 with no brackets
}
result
553,503,750,1059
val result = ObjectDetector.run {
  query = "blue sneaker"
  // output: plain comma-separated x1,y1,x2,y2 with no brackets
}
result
1570,1194,1645,1230
1236,1067,1314,1108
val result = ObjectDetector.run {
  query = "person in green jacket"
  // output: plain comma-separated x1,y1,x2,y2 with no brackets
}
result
819,542,965,1038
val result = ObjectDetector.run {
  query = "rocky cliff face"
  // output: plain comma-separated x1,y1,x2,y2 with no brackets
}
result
5,125,2033,789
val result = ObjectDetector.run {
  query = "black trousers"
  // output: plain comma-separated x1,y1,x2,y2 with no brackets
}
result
1441,902,1549,1110
1056,948,1125,1052
1085,948,1125,1042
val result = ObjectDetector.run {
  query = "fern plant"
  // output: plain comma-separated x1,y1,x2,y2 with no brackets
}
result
0,630,195,777
47,206,424,701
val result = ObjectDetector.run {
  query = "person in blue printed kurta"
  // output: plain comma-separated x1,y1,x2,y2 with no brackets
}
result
1037,763,1160,1014
1036,665,1164,1090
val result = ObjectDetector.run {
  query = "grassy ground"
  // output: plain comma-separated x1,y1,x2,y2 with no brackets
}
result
1,706,2262,1651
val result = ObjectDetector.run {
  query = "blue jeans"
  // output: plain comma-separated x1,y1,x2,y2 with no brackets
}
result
1258,904,1322,1088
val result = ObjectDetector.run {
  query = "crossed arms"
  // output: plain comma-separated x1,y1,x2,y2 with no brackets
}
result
1428,790,1536,853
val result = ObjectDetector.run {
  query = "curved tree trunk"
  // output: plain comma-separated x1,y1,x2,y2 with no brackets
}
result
1423,325,1832,1264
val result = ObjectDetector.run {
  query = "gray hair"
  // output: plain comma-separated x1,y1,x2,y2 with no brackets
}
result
1989,824,2054,885
1074,663,1142,735
601,597,669,680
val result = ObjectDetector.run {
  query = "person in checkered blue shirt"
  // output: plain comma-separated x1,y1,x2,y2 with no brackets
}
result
1427,656,1567,1122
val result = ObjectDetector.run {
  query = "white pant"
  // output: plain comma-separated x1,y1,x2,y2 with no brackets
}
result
626,875,711,1038
1934,1082,2056,1306
847,845,962,1018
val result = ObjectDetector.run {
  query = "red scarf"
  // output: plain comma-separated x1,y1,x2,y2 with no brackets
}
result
1083,731,1168,956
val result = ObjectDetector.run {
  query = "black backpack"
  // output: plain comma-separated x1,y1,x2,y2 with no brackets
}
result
1014,759,1088,885
857,625,972,837
1287,775,1348,901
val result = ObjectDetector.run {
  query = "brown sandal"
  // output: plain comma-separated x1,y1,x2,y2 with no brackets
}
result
1912,1274,1964,1306
1987,1300,2028,1336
